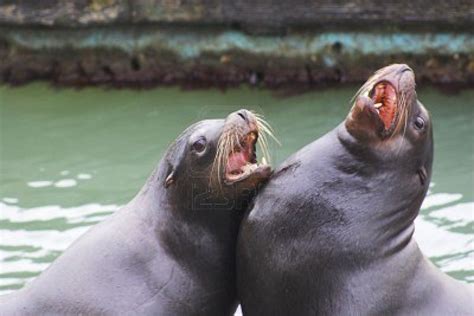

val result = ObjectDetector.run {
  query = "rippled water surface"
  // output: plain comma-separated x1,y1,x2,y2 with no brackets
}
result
0,83,473,294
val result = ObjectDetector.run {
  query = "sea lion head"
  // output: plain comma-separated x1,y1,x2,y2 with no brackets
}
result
162,109,273,211
344,64,433,189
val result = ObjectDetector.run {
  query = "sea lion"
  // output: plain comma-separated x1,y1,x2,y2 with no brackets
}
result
237,64,474,315
0,109,272,315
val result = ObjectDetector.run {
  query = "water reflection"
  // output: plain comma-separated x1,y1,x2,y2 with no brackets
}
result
0,202,117,292
416,187,474,282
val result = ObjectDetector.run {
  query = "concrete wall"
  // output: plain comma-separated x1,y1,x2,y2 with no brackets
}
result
0,0,473,87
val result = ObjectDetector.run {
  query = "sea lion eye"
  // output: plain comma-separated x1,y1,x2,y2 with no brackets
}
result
414,117,425,130
192,137,207,152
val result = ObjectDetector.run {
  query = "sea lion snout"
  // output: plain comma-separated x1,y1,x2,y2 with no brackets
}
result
227,109,259,132
214,109,274,186
236,109,251,123
389,63,412,74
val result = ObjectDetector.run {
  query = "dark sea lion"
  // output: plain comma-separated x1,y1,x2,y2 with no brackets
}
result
0,109,272,315
237,64,474,315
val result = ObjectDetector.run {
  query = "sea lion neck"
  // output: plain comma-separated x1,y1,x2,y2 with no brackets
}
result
333,125,425,259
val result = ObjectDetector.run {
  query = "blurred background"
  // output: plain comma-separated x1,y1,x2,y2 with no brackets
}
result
0,0,473,293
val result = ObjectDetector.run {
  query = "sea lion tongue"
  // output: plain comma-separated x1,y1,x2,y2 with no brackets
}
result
227,150,251,174
371,82,397,130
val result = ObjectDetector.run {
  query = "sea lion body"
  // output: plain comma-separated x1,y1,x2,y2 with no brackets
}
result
237,65,474,315
1,111,272,315
2,199,239,315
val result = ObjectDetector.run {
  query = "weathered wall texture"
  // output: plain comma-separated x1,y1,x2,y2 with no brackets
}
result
1,0,472,28
0,0,473,87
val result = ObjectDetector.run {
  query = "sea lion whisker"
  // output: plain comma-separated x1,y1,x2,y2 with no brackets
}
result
250,110,266,119
258,139,271,165
234,133,241,152
255,115,274,131
395,111,409,156
254,115,281,165
258,121,276,139
212,132,234,187
257,132,272,165
256,117,281,146
388,91,404,140
211,142,223,186
261,125,281,146
351,74,380,103
255,116,276,134
396,91,409,136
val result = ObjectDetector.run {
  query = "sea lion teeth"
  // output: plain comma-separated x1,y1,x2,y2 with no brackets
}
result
242,163,258,173
374,103,383,108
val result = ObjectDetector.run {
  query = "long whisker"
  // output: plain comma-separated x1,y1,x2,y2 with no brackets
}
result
212,138,222,186
256,116,281,146
250,110,265,119
212,131,234,188
257,125,273,165
258,133,271,164
257,119,277,137
350,74,379,104
255,114,281,164
255,114,275,132
233,133,240,153
260,124,281,146
252,111,279,139
393,91,408,155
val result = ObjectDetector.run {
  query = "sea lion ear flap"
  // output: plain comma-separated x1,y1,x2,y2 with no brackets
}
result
164,170,175,188
164,161,182,189
163,138,187,189
417,166,427,186
162,125,197,189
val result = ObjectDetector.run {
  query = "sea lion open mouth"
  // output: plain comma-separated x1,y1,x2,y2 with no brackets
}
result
225,130,265,183
347,64,415,140
369,81,398,133
214,110,275,185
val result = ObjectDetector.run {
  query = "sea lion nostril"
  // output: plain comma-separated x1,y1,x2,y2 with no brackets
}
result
237,111,248,122
399,67,412,74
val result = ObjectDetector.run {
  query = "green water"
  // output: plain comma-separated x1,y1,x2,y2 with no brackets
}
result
0,83,473,294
